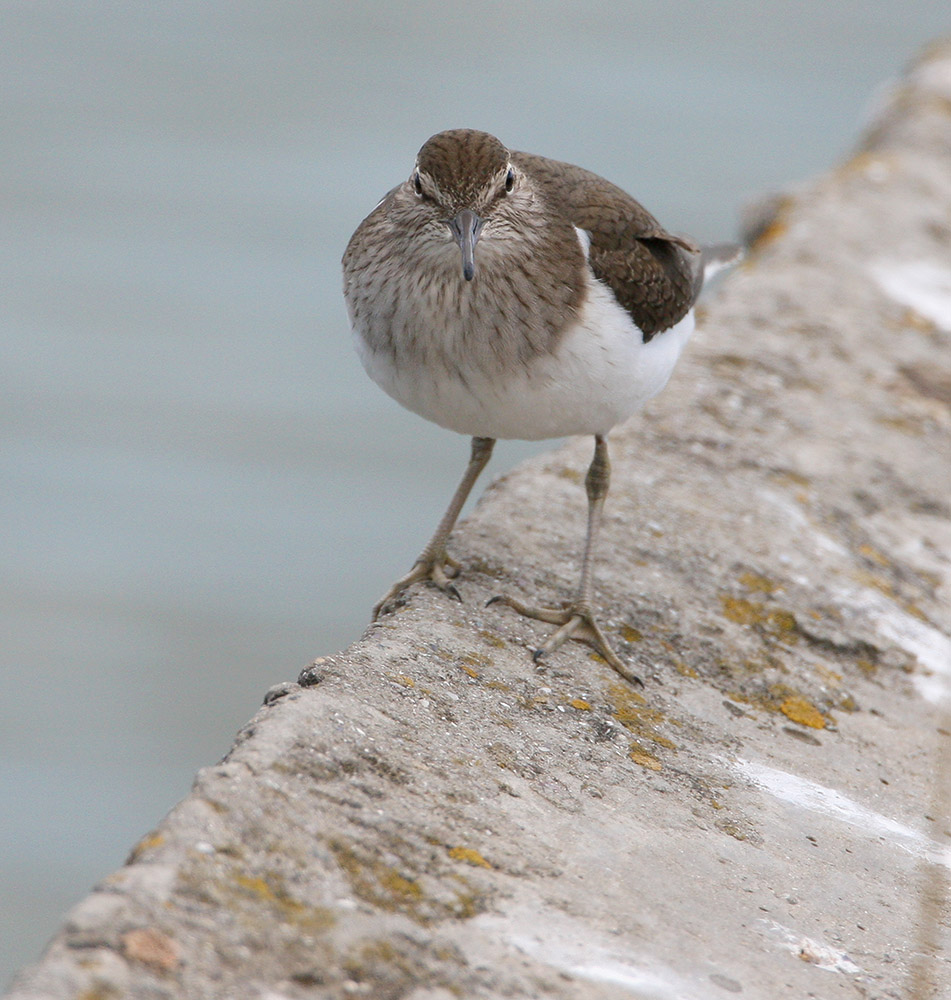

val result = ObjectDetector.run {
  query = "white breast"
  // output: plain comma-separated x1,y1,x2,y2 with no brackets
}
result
355,272,694,442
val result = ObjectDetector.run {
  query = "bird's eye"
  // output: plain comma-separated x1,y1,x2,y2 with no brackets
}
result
504,167,515,193
413,172,424,196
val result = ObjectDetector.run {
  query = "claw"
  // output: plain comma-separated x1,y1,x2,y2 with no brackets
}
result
372,552,463,619
489,593,643,687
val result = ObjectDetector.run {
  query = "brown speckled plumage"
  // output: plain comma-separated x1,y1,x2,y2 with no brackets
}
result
509,150,700,338
343,131,590,382
343,130,701,386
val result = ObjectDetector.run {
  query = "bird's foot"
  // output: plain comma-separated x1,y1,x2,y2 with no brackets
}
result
372,552,462,620
487,594,643,687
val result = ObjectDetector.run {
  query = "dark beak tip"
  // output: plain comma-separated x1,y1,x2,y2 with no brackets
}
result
449,209,483,284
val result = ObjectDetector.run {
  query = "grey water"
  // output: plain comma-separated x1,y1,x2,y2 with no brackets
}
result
2,0,947,985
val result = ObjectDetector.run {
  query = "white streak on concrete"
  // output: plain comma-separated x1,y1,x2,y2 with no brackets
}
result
877,610,951,704
757,489,848,557
870,259,951,332
733,759,951,868
760,919,861,974
843,585,951,704
479,905,708,999
734,758,951,869
737,758,920,842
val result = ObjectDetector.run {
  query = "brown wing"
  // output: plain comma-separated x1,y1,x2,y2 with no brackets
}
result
512,151,700,339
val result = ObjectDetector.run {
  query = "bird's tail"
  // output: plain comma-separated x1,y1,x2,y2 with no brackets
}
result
700,242,744,283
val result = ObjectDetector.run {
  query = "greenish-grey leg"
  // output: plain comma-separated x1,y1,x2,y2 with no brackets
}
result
373,436,495,619
489,434,641,686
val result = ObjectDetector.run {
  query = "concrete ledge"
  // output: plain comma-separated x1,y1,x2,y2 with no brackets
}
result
7,39,951,1000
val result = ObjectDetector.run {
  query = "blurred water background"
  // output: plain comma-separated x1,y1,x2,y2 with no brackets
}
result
2,0,948,986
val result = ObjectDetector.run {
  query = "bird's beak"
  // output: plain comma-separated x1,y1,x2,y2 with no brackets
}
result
448,209,484,282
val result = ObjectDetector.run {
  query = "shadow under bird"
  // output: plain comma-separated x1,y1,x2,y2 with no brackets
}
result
343,128,738,685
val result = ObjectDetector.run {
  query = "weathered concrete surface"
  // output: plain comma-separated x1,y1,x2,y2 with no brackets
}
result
7,40,951,1000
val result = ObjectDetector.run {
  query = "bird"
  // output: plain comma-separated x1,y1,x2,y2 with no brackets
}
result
342,128,738,685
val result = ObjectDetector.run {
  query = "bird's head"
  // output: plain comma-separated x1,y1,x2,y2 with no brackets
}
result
411,129,521,281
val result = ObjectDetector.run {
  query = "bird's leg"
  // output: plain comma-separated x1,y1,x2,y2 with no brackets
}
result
373,436,495,619
489,434,641,686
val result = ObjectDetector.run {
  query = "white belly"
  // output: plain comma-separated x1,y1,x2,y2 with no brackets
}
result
355,277,694,441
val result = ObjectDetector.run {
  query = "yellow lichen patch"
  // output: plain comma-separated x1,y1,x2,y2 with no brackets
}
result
629,743,662,771
518,691,547,709
235,874,275,900
721,596,764,626
850,571,927,620
815,664,843,686
719,595,799,641
569,698,592,711
459,664,480,679
770,469,811,489
612,682,647,707
859,544,890,567
379,869,423,901
341,935,469,994
448,846,492,869
720,594,763,625
738,571,779,594
729,685,832,729
460,651,493,669
620,624,643,643
127,831,165,862
609,683,678,750
391,673,415,688
779,695,827,729
479,629,507,648
446,874,484,919
717,819,750,842
232,872,335,933
176,859,334,938
672,659,699,678
329,841,426,921
768,609,798,634
852,569,895,596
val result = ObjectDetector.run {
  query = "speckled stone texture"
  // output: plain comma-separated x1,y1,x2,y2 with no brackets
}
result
7,38,951,1000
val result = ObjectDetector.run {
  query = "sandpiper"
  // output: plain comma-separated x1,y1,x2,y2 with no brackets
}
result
343,128,737,684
